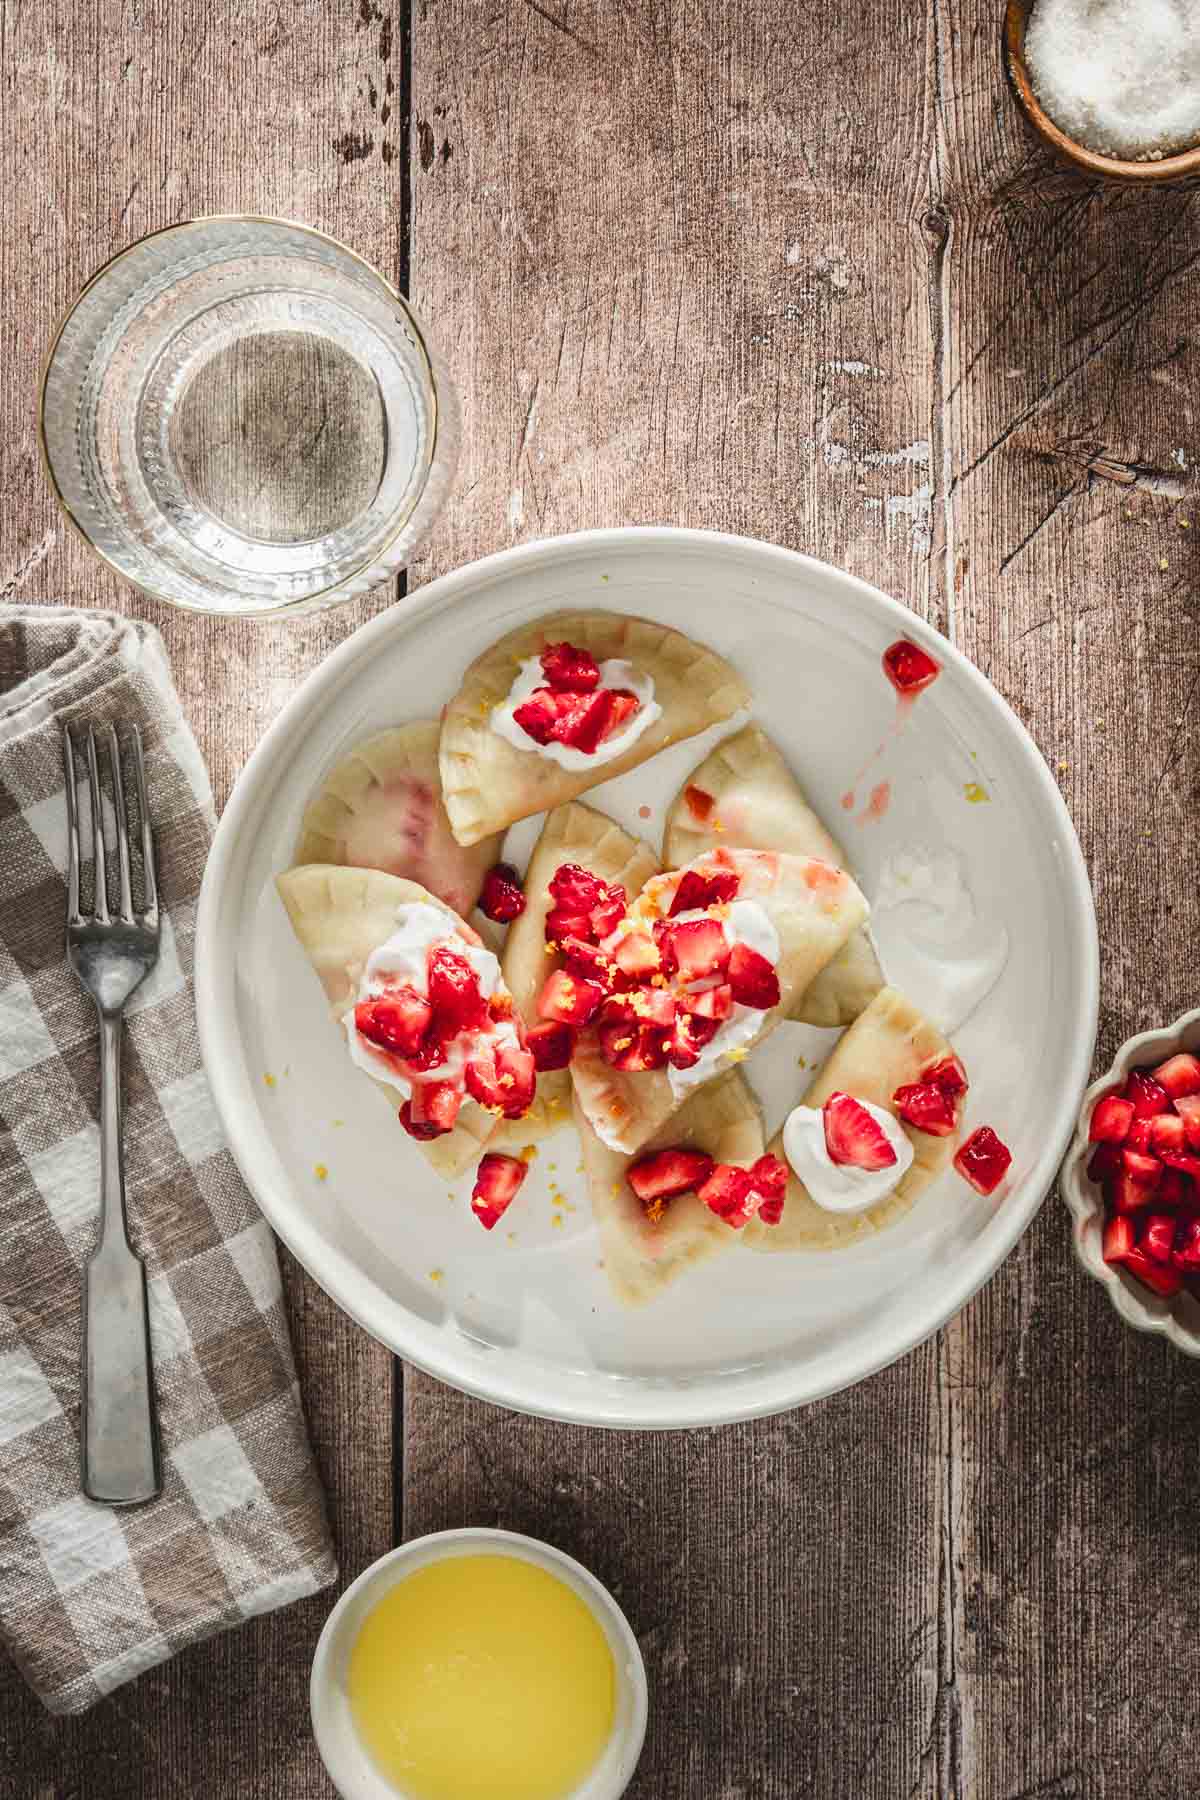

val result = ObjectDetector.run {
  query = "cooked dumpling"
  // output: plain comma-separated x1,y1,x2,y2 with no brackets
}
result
494,800,658,1148
663,724,883,1028
577,1070,762,1305
276,864,527,1180
439,612,749,846
744,986,963,1253
294,723,502,920
570,846,869,1156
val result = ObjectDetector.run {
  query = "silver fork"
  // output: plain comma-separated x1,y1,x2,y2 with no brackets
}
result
62,723,163,1506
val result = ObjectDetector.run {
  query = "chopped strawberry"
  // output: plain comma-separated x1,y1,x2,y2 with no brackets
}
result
1087,1142,1121,1185
882,638,940,695
427,947,488,1035
537,968,606,1027
1175,1094,1200,1150
669,869,741,916
823,1092,898,1171
546,907,594,944
525,1020,574,1071
479,862,526,923
1122,1246,1183,1298
494,1043,536,1118
549,863,605,913
1089,1093,1134,1144
1158,1149,1200,1181
470,1153,528,1230
1125,1118,1154,1152
893,1081,957,1137
355,988,432,1058
747,1154,789,1225
685,784,715,821
1122,1148,1163,1188
611,930,661,980
1149,1113,1187,1157
657,917,731,983
667,1011,717,1070
488,990,514,1024
602,691,641,738
1102,1213,1135,1266
512,687,580,744
540,641,600,691
1151,1052,1200,1100
1140,1212,1177,1265
464,1051,505,1111
1124,1070,1171,1118
682,983,733,1023
1173,1213,1200,1271
726,941,780,1009
953,1126,1013,1196
627,1147,715,1205
589,882,627,939
546,865,626,941
696,1163,761,1229
1159,1168,1189,1210
547,689,618,754
405,1080,462,1137
1110,1169,1160,1214
399,1100,445,1139
601,987,677,1029
922,1054,969,1097
598,1020,671,1071
558,935,615,986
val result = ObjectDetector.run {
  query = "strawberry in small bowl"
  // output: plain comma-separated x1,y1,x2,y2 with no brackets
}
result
1062,1008,1200,1355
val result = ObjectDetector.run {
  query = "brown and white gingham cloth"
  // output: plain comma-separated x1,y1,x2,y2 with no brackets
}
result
0,605,336,1715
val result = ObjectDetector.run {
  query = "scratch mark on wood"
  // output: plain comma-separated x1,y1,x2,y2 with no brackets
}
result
1,529,56,600
520,0,599,55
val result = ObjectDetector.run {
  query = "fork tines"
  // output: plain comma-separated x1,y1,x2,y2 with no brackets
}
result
62,723,158,928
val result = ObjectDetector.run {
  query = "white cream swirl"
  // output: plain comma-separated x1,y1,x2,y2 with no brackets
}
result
490,656,661,770
782,1099,913,1214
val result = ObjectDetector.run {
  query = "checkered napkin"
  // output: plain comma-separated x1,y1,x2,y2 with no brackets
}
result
0,605,336,1715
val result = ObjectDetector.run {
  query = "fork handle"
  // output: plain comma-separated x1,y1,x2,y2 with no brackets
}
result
82,1013,162,1506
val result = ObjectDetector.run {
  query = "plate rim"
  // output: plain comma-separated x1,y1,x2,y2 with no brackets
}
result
195,526,1100,1428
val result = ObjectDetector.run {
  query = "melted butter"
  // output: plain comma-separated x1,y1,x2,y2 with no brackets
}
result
347,1553,616,1800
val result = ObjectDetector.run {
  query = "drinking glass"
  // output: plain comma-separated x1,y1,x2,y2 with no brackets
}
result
39,216,460,617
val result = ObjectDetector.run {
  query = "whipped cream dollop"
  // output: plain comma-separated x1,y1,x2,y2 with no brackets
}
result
870,847,1008,1036
667,898,780,1098
345,900,513,1094
783,1099,913,1214
490,656,662,771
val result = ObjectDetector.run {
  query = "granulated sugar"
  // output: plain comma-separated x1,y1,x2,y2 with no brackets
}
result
1025,0,1200,160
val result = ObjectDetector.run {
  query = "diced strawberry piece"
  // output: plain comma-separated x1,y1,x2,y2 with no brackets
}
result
882,638,940,695
1172,1213,1200,1271
1159,1168,1189,1209
627,1147,716,1205
1088,1093,1134,1144
747,1154,789,1226
1149,1113,1187,1156
685,784,715,821
601,987,677,1029
823,1092,898,1171
546,907,594,944
558,936,615,987
399,1100,445,1139
494,1043,536,1118
1103,1214,1135,1265
893,1081,957,1137
512,687,579,744
479,862,526,923
355,988,433,1058
923,1054,969,1098
953,1126,1013,1196
1126,1118,1153,1152
1122,1246,1183,1298
1140,1212,1178,1265
464,1051,505,1111
1124,1070,1171,1118
658,917,731,983
667,1011,717,1070
601,691,640,738
726,941,780,1009
1175,1094,1200,1150
1151,1052,1200,1100
669,869,741,916
545,690,614,753
1158,1149,1200,1180
1087,1142,1121,1185
1110,1169,1160,1215
525,1020,574,1071
682,983,733,1023
427,947,488,1035
589,883,627,939
549,863,605,912
1122,1148,1164,1187
539,641,600,691
696,1163,760,1229
598,1021,671,1071
537,968,606,1027
611,929,661,980
470,1153,528,1230
406,1080,462,1137
488,990,515,1024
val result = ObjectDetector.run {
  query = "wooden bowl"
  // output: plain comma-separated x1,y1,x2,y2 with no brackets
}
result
1004,0,1200,183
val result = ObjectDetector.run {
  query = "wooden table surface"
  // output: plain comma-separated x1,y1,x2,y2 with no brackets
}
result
4,3,1200,1796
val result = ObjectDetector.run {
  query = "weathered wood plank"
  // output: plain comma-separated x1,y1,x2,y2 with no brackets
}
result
935,4,1200,1795
0,4,401,1793
406,4,948,1794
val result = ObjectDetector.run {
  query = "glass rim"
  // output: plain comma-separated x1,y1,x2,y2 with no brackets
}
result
36,213,444,618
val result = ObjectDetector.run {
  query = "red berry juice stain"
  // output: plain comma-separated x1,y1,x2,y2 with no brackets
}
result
854,780,891,827
637,804,652,820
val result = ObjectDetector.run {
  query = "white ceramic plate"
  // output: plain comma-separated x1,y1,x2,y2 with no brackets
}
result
196,528,1099,1428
